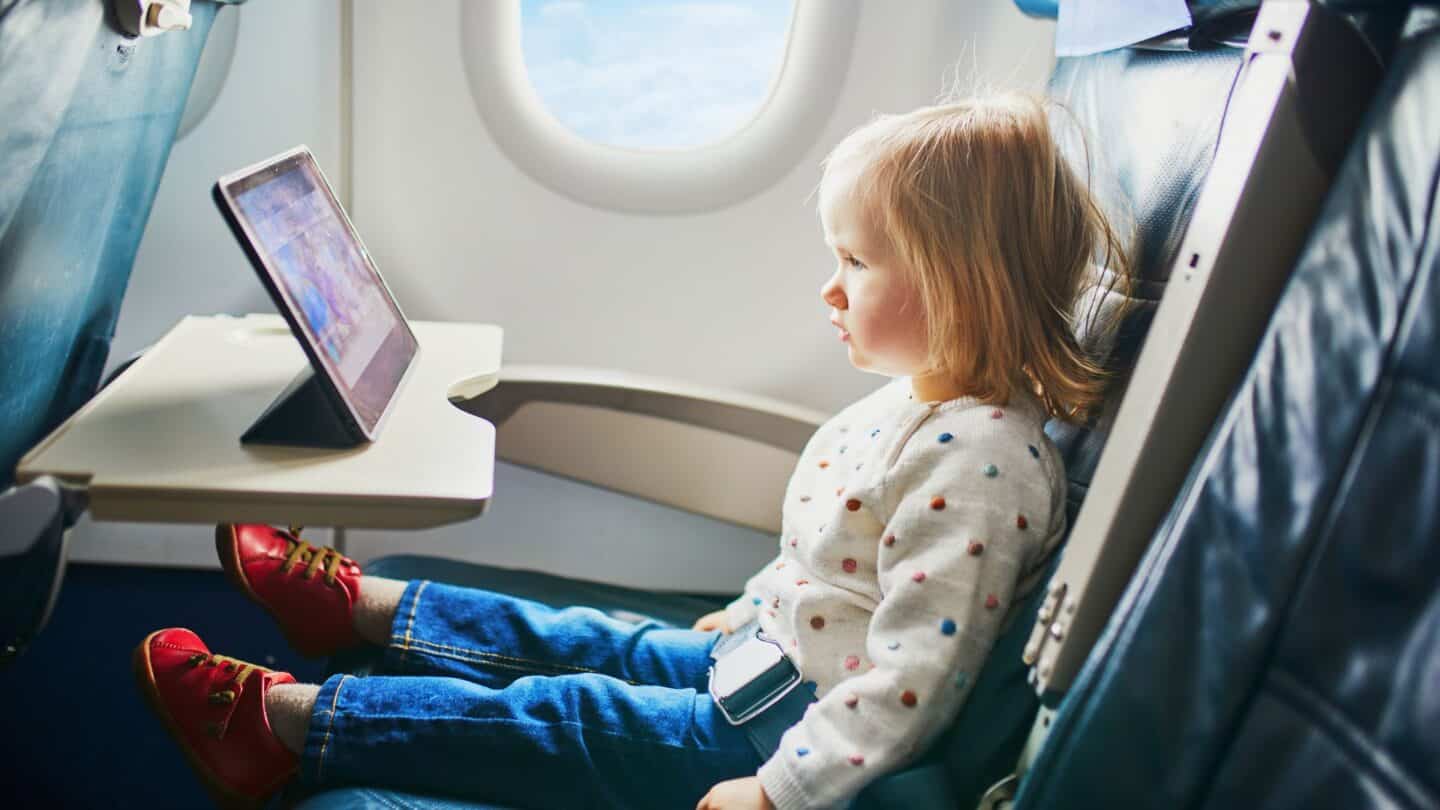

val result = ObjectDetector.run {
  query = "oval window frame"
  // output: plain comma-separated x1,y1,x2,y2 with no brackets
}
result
460,0,861,214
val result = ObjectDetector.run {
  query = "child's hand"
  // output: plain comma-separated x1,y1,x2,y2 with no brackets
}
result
696,776,773,810
692,610,733,633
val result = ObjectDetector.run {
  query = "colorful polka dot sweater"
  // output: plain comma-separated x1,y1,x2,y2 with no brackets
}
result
725,378,1066,810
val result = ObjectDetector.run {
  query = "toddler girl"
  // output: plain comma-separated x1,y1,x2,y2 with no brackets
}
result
134,92,1128,810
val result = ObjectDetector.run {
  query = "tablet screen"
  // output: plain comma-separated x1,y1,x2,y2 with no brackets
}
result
218,148,416,438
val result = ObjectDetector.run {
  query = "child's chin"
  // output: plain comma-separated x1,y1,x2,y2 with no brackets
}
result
846,346,902,376
848,356,892,377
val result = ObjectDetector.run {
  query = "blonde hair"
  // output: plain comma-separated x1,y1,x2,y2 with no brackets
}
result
822,93,1131,424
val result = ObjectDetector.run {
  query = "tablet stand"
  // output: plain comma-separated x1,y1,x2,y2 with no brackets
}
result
241,365,365,448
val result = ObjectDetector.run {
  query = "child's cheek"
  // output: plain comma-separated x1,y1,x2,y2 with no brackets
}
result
854,310,895,350
858,283,927,363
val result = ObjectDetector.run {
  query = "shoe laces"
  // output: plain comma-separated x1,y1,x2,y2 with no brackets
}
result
186,652,270,736
279,525,349,586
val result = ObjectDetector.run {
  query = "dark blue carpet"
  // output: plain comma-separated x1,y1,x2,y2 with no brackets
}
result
0,563,329,808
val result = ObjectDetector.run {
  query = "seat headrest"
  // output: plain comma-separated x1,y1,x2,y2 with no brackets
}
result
1041,45,1242,519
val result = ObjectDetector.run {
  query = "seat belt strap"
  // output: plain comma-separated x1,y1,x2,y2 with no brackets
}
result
739,682,816,760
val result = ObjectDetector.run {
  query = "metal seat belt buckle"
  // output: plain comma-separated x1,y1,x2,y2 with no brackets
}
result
707,625,801,726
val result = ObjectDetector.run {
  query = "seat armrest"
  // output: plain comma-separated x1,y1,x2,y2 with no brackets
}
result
0,476,86,665
453,365,828,454
450,365,829,534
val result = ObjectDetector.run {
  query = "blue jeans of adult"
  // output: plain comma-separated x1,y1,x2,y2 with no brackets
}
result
296,580,763,809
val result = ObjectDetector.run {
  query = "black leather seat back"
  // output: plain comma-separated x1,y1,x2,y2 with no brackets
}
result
1043,48,1243,523
1037,1,1416,527
1015,14,1440,807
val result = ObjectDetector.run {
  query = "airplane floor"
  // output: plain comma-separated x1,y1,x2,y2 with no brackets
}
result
0,563,330,807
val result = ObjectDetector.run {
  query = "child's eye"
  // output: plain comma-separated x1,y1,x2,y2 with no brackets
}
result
846,256,866,270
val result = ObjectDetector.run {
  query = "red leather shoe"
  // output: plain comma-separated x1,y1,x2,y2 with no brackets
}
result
133,628,298,809
217,523,364,658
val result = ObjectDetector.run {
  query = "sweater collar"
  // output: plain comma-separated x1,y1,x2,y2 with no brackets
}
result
898,377,1046,422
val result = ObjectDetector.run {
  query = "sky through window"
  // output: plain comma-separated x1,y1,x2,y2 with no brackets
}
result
519,1,794,150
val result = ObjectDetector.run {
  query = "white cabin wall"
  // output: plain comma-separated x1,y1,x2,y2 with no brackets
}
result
348,0,1055,415
339,1,1055,589
77,1,1054,592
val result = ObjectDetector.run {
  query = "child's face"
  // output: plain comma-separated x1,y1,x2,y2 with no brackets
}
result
819,164,929,378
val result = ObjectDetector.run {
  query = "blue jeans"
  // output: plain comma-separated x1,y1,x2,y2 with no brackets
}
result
297,580,762,808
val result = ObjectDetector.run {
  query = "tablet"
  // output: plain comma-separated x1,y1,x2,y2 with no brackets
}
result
214,146,417,443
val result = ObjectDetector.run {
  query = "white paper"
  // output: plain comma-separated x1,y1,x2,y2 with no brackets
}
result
1055,0,1194,57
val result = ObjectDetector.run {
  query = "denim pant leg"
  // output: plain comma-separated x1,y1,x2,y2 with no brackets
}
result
297,580,760,807
377,579,723,689
299,671,761,808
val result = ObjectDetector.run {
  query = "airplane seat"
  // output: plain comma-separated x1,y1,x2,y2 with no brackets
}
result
1037,0,1411,526
298,4,1349,809
1011,5,1440,806
0,1,235,666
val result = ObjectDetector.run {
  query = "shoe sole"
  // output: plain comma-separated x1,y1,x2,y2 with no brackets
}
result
215,525,328,659
131,631,279,810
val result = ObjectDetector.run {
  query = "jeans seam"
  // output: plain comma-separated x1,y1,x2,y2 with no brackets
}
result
388,586,625,681
399,642,631,682
337,712,737,756
396,580,429,669
315,674,348,784
401,636,607,678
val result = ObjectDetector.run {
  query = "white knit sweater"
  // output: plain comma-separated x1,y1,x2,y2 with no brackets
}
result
724,378,1066,809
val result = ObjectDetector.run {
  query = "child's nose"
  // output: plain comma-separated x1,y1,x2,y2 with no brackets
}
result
821,271,846,309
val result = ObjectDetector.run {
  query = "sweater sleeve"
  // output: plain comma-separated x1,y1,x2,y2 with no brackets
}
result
757,422,1048,809
724,553,778,629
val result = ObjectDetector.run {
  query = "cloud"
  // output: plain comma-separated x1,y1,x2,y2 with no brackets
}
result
520,0,793,149
641,3,762,28
538,1,586,21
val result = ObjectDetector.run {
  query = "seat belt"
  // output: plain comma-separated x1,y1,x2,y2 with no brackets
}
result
984,2,1383,806
707,620,816,758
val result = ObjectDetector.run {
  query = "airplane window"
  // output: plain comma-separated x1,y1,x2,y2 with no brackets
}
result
461,0,859,213
518,0,793,150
